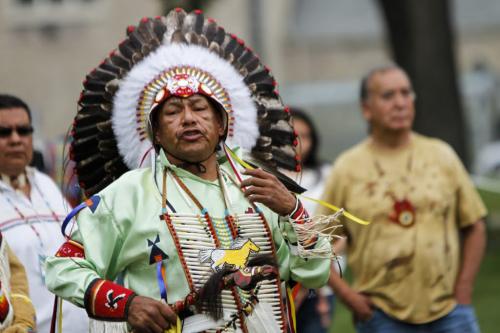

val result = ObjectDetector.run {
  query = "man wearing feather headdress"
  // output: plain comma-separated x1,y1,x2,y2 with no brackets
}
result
45,9,331,333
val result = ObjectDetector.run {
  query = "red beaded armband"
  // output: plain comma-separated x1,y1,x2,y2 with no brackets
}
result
55,240,85,258
289,200,318,248
289,199,309,223
84,278,136,321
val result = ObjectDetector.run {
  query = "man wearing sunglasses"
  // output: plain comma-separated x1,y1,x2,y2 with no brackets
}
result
0,94,88,333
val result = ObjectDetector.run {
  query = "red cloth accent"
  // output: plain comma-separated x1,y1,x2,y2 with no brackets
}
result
245,207,254,214
55,240,85,258
291,283,302,299
289,200,309,223
85,279,135,321
0,284,11,323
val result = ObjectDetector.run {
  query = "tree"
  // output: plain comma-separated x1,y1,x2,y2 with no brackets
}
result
377,0,469,165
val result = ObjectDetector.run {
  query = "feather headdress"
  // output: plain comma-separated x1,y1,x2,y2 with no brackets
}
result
72,8,300,196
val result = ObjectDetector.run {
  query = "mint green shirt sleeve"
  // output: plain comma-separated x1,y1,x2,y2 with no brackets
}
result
45,195,125,307
267,210,331,289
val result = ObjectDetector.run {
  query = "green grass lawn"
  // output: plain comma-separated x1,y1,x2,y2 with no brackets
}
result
328,183,500,333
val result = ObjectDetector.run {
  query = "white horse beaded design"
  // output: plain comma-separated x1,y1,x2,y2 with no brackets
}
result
199,238,260,272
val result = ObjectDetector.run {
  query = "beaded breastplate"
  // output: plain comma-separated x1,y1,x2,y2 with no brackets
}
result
161,168,286,332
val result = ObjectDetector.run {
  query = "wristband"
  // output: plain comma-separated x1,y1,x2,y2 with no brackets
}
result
84,278,136,321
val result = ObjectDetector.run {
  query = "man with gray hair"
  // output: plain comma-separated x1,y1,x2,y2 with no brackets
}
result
317,65,486,332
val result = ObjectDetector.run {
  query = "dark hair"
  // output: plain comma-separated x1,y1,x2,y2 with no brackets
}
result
359,64,404,103
0,94,32,122
290,107,320,169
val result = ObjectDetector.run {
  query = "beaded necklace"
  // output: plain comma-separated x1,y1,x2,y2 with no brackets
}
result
0,174,61,247
217,168,288,332
160,165,286,332
0,172,61,282
163,166,249,332
372,143,416,228
0,173,27,190
170,166,239,241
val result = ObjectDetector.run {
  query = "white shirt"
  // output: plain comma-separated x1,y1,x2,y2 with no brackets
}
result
0,167,88,333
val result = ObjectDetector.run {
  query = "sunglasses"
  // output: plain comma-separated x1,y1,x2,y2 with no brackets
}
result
0,125,34,138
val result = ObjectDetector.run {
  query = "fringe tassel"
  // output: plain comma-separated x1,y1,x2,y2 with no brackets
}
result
88,317,180,333
224,144,370,226
89,319,129,333
245,301,280,333
182,313,222,333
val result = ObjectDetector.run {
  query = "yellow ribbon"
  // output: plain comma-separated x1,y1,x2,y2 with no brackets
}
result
299,196,370,225
225,146,370,225
164,316,181,333
286,285,297,332
58,296,63,333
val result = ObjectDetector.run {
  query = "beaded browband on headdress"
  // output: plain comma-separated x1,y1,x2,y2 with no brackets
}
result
149,67,230,118
71,8,301,196
144,66,232,141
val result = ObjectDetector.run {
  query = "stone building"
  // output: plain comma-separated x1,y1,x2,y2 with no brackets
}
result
1,0,499,162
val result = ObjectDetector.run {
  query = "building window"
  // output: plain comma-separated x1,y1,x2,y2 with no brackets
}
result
4,0,105,30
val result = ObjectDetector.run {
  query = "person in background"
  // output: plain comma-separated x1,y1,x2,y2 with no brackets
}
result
43,137,82,208
0,94,88,333
29,150,46,173
318,65,487,333
288,108,346,332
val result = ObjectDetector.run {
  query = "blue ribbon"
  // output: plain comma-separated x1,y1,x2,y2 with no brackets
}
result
156,261,167,301
61,201,87,237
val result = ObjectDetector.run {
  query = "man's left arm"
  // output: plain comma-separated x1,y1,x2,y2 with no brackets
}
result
455,219,486,304
445,144,488,305
240,168,331,289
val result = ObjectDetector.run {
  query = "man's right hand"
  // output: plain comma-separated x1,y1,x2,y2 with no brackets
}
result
127,296,177,333
343,291,374,322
